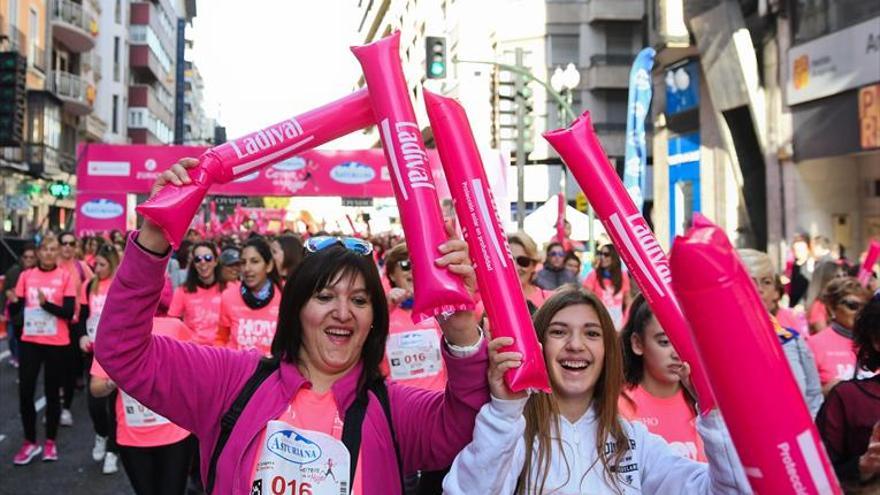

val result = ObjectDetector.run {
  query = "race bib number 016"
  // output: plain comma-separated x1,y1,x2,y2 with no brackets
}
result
386,329,442,380
24,307,58,336
253,421,350,495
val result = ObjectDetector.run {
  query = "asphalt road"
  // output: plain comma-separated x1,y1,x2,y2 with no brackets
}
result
0,338,136,495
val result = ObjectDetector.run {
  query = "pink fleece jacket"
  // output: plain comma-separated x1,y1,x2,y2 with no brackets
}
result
95,234,490,494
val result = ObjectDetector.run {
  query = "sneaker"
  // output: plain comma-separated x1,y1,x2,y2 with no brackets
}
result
102,452,119,474
41,440,57,462
12,442,42,465
92,435,107,462
60,409,73,427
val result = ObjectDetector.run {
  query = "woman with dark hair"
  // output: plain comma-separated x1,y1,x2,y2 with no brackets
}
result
535,241,577,291
816,295,880,491
583,244,631,329
808,277,873,392
619,294,704,461
168,241,225,346
270,234,304,282
444,288,747,494
806,261,844,334
94,159,487,494
508,232,551,312
215,237,282,356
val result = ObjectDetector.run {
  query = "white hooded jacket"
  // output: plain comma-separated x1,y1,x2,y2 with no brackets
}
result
443,396,752,494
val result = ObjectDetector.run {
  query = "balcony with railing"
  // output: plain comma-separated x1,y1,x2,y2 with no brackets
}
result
46,70,94,115
129,84,173,125
51,0,98,53
586,54,633,89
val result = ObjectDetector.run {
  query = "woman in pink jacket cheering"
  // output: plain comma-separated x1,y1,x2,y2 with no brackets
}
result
94,159,489,494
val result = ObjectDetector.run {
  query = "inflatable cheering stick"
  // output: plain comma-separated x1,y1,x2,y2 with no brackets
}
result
137,89,375,247
858,240,880,287
425,90,551,393
543,112,715,413
352,32,473,322
671,217,841,495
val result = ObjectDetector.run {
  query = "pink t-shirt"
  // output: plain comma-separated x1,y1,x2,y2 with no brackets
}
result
808,301,828,332
59,258,93,324
168,284,223,346
808,326,860,386
583,270,631,329
14,267,77,346
82,277,113,343
382,306,447,392
91,317,191,448
619,385,706,462
775,307,808,339
218,282,281,356
251,388,364,494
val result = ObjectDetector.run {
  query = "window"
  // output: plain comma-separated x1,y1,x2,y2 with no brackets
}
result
113,36,121,81
28,8,37,65
606,90,628,124
550,34,579,66
605,24,633,55
115,0,121,23
8,0,18,28
793,0,880,43
112,95,119,133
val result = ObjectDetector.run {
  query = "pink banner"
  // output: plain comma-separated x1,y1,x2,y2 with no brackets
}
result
77,144,452,197
75,191,129,237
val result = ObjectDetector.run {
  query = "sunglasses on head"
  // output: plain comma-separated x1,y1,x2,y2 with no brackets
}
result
397,259,412,272
515,256,535,268
193,254,215,264
840,299,864,312
305,236,373,256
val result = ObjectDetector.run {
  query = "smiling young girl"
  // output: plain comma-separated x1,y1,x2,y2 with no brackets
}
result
443,288,749,494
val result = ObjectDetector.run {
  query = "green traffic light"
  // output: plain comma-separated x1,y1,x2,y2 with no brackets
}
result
430,61,445,76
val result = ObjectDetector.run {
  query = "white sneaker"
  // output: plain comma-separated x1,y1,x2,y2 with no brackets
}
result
92,435,107,462
60,409,73,427
102,452,119,474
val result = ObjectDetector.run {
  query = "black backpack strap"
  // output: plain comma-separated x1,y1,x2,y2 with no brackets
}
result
205,357,280,494
341,379,404,494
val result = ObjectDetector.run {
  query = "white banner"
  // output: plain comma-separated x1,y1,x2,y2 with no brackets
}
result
787,17,880,106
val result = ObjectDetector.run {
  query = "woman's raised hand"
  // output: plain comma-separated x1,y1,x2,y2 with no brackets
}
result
139,158,200,253
488,336,527,401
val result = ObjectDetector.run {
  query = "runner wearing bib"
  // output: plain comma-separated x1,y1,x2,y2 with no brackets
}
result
168,241,225,346
216,238,281,356
583,244,631,330
92,308,195,494
78,244,121,473
382,243,447,392
808,277,873,392
96,162,488,495
11,235,77,465
620,294,705,462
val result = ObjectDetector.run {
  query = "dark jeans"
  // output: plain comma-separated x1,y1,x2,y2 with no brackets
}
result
86,354,118,453
119,435,196,495
18,341,65,442
7,320,19,360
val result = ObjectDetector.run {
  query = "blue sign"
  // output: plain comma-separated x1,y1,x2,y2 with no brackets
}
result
623,47,655,211
668,133,701,239
665,60,700,116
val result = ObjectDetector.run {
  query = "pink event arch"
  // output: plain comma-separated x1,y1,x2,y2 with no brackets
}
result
74,143,507,236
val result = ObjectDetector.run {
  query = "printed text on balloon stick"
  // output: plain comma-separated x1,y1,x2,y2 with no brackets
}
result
462,181,494,272
395,122,435,191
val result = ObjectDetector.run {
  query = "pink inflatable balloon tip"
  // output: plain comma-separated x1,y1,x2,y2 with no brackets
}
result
136,183,208,249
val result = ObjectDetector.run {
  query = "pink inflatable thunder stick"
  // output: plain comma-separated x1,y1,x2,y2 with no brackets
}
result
671,216,841,495
543,111,716,413
425,90,551,393
352,32,473,322
858,240,880,287
137,89,374,247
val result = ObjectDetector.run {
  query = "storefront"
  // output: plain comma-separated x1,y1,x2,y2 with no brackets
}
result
787,16,880,257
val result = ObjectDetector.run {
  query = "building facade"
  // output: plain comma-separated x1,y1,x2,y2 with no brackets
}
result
127,0,176,144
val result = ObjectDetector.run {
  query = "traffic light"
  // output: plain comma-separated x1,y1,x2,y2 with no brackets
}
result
425,36,447,79
0,52,26,147
516,83,535,152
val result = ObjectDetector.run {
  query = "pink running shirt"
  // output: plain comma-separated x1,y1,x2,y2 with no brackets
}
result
217,282,280,356
14,267,77,346
168,284,223,346
619,385,706,462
